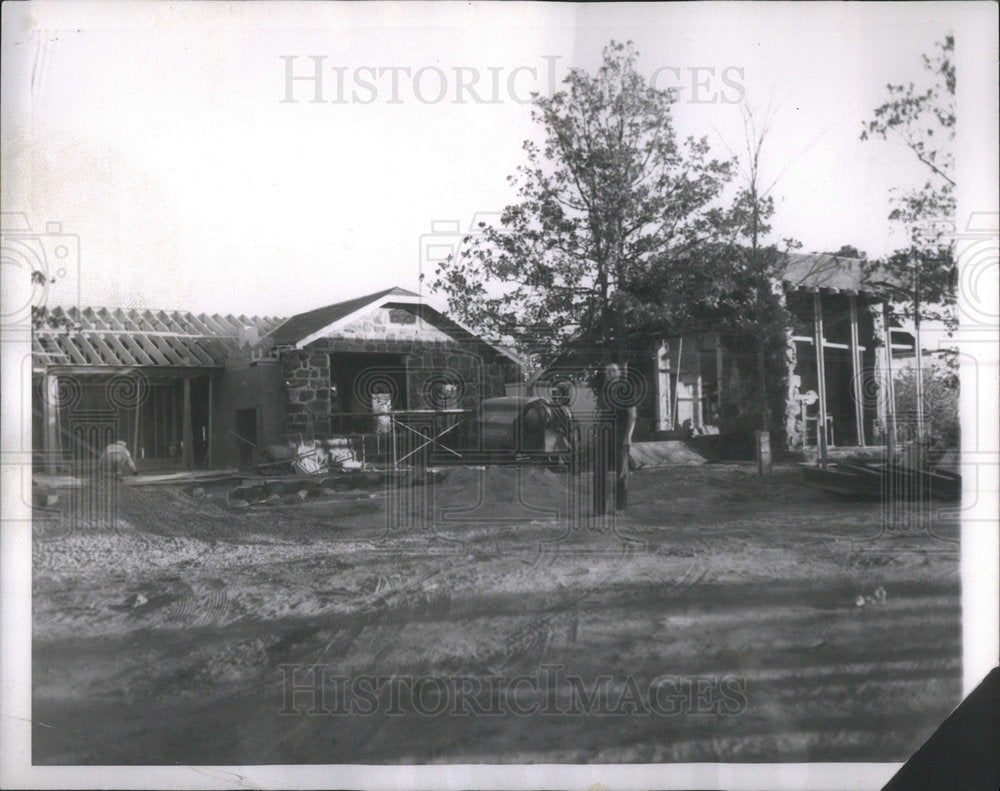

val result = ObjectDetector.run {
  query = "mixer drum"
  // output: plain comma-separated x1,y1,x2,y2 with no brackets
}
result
479,396,576,457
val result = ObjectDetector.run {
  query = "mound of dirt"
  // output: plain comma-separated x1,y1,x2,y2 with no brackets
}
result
433,465,577,521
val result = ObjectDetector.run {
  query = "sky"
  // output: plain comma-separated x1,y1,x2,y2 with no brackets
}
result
0,1,983,320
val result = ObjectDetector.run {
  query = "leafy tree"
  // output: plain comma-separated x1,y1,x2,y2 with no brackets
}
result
825,244,867,260
31,271,78,331
429,41,738,364
861,35,956,330
688,104,800,439
862,35,957,444
892,364,959,448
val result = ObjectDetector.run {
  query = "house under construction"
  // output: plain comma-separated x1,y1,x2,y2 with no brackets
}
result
32,288,521,472
526,252,912,458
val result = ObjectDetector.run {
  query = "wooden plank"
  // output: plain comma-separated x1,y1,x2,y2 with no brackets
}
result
123,468,241,485
182,376,193,470
207,376,213,468
145,334,187,366
883,302,898,459
98,307,120,331
115,333,157,367
171,381,180,458
200,339,233,365
186,313,217,336
117,308,147,333
158,309,191,334
133,333,170,366
813,291,829,465
136,311,161,333
170,336,201,366
143,310,170,333
155,310,181,333
213,313,240,333
157,336,191,366
43,364,220,377
848,295,866,446
44,374,60,473
791,336,866,351
88,333,121,366
82,307,105,330
60,336,89,365
160,382,168,456
103,333,139,366
152,385,161,458
180,337,216,366
714,334,723,407
79,335,110,365
199,313,231,335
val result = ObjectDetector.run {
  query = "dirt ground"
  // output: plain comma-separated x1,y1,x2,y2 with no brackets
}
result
32,464,961,765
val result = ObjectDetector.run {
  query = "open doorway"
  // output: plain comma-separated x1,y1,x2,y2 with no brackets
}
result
329,352,407,433
234,407,258,468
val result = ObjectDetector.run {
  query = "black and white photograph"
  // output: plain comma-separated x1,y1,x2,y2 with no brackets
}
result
1,2,998,789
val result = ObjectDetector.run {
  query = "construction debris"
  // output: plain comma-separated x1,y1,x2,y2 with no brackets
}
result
855,587,888,607
801,456,960,501
225,469,443,508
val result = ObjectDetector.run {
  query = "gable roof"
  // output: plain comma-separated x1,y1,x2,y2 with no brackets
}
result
780,252,881,294
263,286,523,368
265,287,418,346
33,306,283,370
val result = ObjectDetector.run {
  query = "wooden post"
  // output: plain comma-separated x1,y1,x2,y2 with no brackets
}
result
391,415,398,469
912,250,926,443
133,373,141,459
206,376,213,469
671,336,684,429
44,373,61,473
812,291,829,466
182,376,193,470
848,295,866,446
656,342,670,432
883,302,897,460
693,375,703,430
715,333,724,416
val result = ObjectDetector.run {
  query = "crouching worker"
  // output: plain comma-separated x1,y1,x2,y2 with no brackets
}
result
99,440,138,478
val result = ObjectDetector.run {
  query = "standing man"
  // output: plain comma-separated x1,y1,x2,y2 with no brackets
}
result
593,362,637,514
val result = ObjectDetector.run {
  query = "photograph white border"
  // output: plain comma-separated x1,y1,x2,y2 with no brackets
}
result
2,3,997,789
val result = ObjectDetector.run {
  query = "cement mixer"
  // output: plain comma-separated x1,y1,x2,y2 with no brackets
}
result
478,396,577,464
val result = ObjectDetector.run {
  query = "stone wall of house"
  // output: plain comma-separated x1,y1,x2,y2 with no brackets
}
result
336,305,456,344
282,348,332,438
280,330,517,440
783,330,803,449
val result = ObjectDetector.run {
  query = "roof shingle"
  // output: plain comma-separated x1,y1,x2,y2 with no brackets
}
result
264,286,418,346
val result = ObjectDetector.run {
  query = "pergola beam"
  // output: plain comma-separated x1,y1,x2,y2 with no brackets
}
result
848,295,866,446
812,291,829,465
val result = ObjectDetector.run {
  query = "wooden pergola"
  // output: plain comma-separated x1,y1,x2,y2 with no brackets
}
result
33,306,283,473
